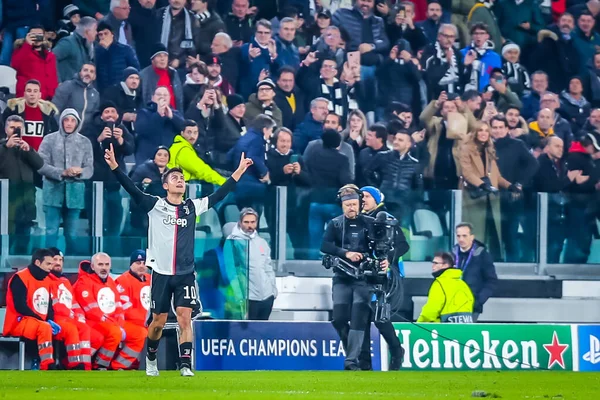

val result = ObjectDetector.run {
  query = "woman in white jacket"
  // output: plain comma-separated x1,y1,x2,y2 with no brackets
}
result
227,207,277,320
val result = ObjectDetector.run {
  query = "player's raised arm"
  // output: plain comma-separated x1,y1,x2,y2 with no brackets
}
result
206,152,253,208
105,143,157,212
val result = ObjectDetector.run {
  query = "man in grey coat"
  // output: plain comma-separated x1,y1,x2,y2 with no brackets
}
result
227,207,277,320
54,16,98,82
139,43,184,112
52,63,100,128
38,108,94,255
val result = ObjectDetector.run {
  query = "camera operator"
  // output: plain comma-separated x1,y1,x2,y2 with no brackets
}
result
320,184,383,371
356,185,408,370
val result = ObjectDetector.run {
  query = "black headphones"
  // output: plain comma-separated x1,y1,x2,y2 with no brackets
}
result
337,184,364,211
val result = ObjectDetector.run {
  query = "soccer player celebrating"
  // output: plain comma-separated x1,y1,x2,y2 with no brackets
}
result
104,143,253,377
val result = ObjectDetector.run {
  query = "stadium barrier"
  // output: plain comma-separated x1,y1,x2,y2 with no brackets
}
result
193,321,600,372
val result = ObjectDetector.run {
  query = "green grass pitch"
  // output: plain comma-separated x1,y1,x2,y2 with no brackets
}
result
0,371,598,399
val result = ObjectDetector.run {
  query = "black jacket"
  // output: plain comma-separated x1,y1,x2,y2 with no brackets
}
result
531,28,580,93
376,58,421,109
265,148,310,187
417,19,441,45
194,12,226,56
274,87,306,132
304,144,352,203
101,83,143,133
129,159,167,230
494,136,538,187
386,24,428,52
224,14,254,43
566,143,598,195
559,92,592,133
453,240,498,313
534,154,572,193
420,44,472,101
82,114,135,191
356,145,388,187
129,1,160,68
364,150,423,204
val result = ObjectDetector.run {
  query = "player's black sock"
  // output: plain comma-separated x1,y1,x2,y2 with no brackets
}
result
147,338,160,361
179,342,193,368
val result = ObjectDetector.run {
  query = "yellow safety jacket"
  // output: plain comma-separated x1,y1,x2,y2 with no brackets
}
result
417,268,475,323
168,135,226,186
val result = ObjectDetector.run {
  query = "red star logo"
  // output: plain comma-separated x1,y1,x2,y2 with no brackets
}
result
543,332,569,369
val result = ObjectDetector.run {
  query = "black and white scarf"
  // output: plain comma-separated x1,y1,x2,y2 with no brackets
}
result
160,7,194,49
503,61,531,90
262,102,274,118
320,77,345,117
434,41,459,93
195,10,210,23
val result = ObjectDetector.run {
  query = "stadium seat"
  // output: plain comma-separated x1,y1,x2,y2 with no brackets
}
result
194,231,207,260
0,66,17,94
410,209,448,260
224,204,240,223
198,208,222,238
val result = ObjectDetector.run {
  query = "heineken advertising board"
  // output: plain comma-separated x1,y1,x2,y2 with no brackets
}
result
392,323,574,371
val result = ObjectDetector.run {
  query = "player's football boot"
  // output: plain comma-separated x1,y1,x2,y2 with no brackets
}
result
146,357,159,376
180,366,195,377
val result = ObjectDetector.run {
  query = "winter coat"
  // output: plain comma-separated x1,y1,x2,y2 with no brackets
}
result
459,137,511,249
38,109,94,209
451,0,477,47
566,141,599,195
364,150,424,205
139,65,184,112
11,41,58,100
292,113,323,154
386,24,428,53
194,11,226,56
208,108,245,171
3,0,39,29
495,0,544,49
223,14,254,43
129,159,167,230
274,87,306,131
129,1,159,68
331,7,390,55
239,38,277,100
571,27,600,73
182,78,205,112
1,98,59,148
243,94,283,128
74,0,110,18
520,92,541,120
227,128,269,197
531,28,580,93
102,82,143,132
417,19,442,45
53,32,92,83
534,153,572,193
227,224,277,302
376,57,421,108
0,136,44,229
81,114,134,191
304,139,356,181
453,240,498,313
274,35,300,69
501,60,531,99
134,102,186,165
559,91,592,132
489,87,523,113
459,46,502,91
168,135,226,185
494,135,538,187
94,42,140,93
420,44,472,101
467,4,502,52
303,143,352,204
417,268,474,323
265,148,311,187
356,145,388,187
51,74,100,128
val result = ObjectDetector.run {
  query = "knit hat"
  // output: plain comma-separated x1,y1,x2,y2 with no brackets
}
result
97,21,113,33
151,43,168,60
227,94,245,110
122,66,140,81
130,250,146,265
153,145,170,161
501,42,520,57
100,101,118,113
322,128,341,149
360,186,383,205
63,4,80,19
256,78,276,90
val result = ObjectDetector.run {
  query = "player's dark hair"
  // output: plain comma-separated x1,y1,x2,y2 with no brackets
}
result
183,120,198,130
162,167,184,184
31,248,55,265
434,251,455,267
47,247,63,257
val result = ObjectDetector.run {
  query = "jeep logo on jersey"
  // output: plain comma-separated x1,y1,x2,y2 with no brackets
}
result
140,286,151,310
163,215,188,227
57,283,73,309
97,287,116,313
32,287,49,315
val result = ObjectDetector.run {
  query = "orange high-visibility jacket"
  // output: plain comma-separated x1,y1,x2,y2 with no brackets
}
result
73,262,123,324
115,270,151,326
3,266,53,335
49,273,85,322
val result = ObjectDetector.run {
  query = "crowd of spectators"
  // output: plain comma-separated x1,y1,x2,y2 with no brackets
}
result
1,0,600,263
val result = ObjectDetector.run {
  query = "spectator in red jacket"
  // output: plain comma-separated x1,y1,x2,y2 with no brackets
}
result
11,26,59,101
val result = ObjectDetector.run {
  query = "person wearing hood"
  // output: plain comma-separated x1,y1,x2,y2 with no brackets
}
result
417,251,475,323
227,208,277,320
167,119,226,185
238,20,279,100
243,79,283,128
3,249,85,371
83,101,134,241
560,76,592,132
102,67,142,134
115,250,151,329
94,21,140,93
452,222,498,321
38,108,94,255
564,133,600,263
273,17,300,68
183,61,209,111
129,145,169,226
134,86,186,165
52,63,100,128
73,252,147,370
460,23,502,92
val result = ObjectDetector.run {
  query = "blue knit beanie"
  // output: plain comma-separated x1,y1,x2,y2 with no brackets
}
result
360,186,382,205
